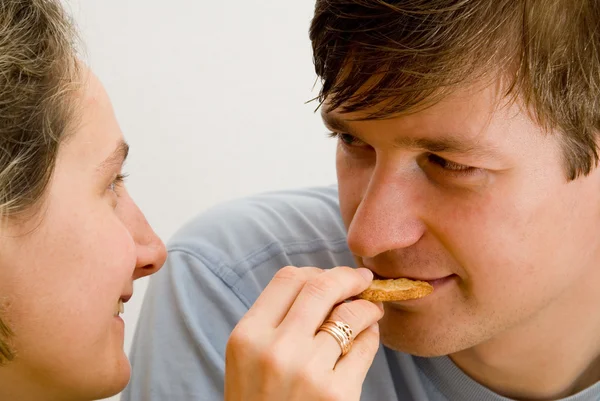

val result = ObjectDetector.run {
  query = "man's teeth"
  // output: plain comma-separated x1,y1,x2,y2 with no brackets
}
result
115,299,125,317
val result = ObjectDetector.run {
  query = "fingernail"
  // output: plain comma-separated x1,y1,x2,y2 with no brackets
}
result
369,323,380,334
357,268,373,282
374,301,384,312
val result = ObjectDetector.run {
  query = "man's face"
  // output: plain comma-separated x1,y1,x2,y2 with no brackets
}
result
326,83,600,356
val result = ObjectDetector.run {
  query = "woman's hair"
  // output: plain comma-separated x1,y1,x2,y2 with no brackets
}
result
310,0,600,180
0,0,80,364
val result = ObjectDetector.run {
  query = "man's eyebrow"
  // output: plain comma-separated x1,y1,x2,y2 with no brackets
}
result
321,111,354,134
393,136,480,154
321,112,495,157
98,140,129,171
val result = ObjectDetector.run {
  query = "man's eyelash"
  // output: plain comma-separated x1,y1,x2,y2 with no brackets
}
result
327,132,364,146
427,154,480,176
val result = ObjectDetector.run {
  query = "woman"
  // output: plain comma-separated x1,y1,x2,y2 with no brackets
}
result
0,1,166,400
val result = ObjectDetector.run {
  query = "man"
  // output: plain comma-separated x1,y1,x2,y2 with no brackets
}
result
124,1,600,400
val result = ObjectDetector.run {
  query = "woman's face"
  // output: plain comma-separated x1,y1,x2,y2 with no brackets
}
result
0,71,167,401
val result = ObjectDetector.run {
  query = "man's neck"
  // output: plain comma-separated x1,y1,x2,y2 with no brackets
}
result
450,278,600,400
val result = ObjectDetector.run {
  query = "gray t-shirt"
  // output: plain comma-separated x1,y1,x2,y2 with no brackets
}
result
123,186,600,401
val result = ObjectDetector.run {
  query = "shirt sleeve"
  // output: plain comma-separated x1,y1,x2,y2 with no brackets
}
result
122,248,251,401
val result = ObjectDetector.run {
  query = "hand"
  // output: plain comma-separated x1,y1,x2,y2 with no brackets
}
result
225,266,384,401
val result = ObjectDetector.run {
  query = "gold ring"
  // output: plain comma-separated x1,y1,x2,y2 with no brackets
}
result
317,320,354,356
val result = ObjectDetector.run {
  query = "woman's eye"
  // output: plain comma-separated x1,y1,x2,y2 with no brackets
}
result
108,173,128,193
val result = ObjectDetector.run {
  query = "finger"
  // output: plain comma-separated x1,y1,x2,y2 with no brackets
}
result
243,266,324,327
313,300,383,365
278,266,373,334
334,323,381,382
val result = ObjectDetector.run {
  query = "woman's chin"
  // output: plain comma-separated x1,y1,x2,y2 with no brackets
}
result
108,353,132,396
85,350,131,400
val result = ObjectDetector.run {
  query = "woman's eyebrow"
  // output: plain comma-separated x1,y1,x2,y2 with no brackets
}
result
97,140,129,172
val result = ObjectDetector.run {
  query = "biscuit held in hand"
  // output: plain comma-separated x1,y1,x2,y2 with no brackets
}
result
357,278,433,302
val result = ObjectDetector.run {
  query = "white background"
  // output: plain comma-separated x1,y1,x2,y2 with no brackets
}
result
65,1,337,400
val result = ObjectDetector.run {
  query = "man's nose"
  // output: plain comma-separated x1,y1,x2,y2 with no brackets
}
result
346,166,426,258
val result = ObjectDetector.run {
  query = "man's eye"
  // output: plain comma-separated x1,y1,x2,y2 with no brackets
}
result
427,154,478,175
328,132,365,147
340,133,359,145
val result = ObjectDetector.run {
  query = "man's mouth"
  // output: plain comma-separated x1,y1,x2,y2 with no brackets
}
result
372,272,456,288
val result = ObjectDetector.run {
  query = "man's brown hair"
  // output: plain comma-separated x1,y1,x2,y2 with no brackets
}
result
310,0,600,179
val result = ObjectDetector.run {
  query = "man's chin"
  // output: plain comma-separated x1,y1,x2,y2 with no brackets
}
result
379,334,445,357
380,335,452,358
378,315,478,358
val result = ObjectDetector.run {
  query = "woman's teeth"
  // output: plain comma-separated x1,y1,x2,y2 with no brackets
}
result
115,299,124,317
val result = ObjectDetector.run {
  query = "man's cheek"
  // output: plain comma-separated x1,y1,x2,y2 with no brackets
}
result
337,187,358,224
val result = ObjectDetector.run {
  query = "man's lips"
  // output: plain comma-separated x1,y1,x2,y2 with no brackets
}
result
372,272,457,288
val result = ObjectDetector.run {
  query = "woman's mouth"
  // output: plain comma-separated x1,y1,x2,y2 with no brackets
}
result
114,299,124,317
